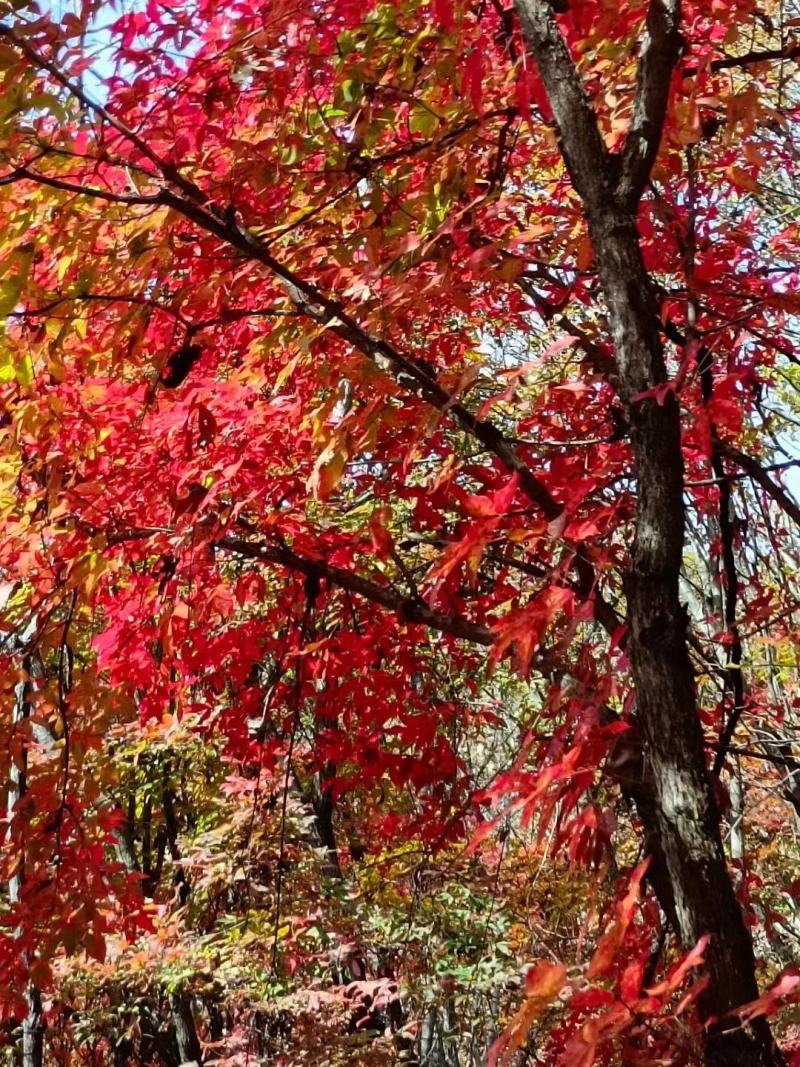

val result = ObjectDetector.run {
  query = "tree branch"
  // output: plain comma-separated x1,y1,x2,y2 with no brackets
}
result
512,0,612,209
80,522,498,647
715,438,800,529
6,143,565,522
0,22,194,197
9,291,295,332
618,0,683,205
216,535,498,646
0,165,161,204
153,188,565,520
704,42,800,73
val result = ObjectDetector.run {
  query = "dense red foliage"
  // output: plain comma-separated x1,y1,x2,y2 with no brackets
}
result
0,0,798,1063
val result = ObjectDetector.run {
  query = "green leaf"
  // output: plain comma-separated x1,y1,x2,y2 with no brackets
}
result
409,106,440,138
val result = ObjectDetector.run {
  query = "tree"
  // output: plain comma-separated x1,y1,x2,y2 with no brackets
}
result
0,0,798,1065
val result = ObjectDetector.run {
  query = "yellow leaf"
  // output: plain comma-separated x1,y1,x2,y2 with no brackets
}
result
309,443,347,499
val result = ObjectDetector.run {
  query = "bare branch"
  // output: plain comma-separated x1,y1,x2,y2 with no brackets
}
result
715,439,800,529
705,41,800,73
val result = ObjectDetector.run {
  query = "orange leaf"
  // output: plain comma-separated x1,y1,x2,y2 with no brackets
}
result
488,961,567,1067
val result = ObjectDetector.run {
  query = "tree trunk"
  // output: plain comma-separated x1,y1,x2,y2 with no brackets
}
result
113,794,140,874
730,761,745,867
169,989,203,1066
20,988,43,1067
512,2,781,1062
590,207,778,1065
7,650,45,1067
162,771,190,905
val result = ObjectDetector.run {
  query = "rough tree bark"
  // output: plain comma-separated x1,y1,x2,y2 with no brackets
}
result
169,989,204,1067
513,1,782,1064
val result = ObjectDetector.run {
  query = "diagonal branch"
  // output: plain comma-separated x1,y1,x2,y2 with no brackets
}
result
512,0,612,209
0,164,160,204
216,535,497,646
617,0,683,206
84,522,497,646
705,41,800,73
0,21,194,197
0,22,565,523
715,438,800,529
7,159,563,517
153,188,564,519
